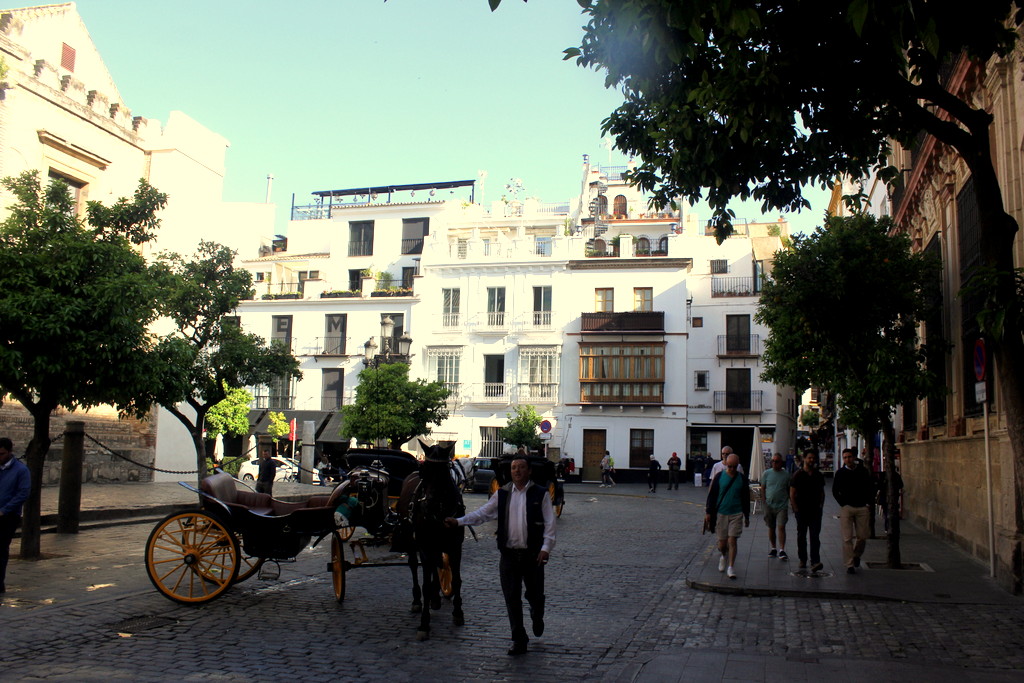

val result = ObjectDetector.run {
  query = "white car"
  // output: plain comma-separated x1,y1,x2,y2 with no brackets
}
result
237,457,299,483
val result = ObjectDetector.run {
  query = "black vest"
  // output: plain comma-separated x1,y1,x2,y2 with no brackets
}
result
496,483,547,553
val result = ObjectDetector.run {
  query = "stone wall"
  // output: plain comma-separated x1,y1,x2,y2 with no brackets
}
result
0,403,157,484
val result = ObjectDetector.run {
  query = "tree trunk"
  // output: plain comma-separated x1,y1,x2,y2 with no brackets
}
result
19,405,53,560
161,402,208,485
881,418,902,568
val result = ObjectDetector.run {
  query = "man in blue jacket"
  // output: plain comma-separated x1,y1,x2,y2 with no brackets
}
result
0,437,31,594
704,454,750,579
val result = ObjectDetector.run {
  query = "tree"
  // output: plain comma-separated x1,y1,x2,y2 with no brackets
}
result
500,405,543,451
756,214,943,566
0,172,167,558
339,363,450,449
156,242,301,478
204,383,253,468
799,410,821,429
495,0,1024,582
266,410,291,455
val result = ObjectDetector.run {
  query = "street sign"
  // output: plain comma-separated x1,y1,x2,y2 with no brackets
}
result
539,419,552,434
974,339,987,381
976,381,987,403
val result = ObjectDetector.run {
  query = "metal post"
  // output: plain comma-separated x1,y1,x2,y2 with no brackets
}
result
57,421,84,534
984,399,995,578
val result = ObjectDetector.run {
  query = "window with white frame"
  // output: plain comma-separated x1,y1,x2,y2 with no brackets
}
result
487,287,506,326
519,346,559,401
442,288,461,327
429,347,462,399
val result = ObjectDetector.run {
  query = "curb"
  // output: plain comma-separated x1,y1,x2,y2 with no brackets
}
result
685,577,903,602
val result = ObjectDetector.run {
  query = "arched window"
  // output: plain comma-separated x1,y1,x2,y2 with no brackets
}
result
594,238,607,254
658,235,669,254
613,194,627,217
636,236,651,255
595,195,608,217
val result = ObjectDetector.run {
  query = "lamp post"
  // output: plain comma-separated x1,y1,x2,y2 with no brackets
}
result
363,314,413,367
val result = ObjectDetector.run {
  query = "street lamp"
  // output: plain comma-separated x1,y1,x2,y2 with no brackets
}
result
363,314,413,367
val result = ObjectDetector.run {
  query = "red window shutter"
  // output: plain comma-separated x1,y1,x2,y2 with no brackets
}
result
61,43,76,72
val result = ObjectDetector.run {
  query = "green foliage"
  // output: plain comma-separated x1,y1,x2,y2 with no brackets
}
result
0,171,168,558
540,0,1020,241
959,266,1024,345
205,383,253,439
756,214,943,434
800,409,821,428
500,404,543,450
339,363,450,449
155,241,301,470
266,410,290,442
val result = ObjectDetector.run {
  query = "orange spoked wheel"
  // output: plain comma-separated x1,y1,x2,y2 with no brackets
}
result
233,549,265,584
145,511,239,604
330,531,347,603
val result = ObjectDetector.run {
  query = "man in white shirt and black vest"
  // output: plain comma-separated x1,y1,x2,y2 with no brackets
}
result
447,455,557,656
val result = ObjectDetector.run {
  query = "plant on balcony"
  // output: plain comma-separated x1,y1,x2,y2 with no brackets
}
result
321,289,359,298
262,292,300,300
370,287,413,297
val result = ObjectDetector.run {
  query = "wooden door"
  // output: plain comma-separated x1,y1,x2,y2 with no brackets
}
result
582,429,607,482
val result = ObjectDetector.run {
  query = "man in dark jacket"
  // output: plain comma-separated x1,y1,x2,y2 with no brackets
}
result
447,456,556,656
704,454,750,580
790,449,826,572
833,448,875,573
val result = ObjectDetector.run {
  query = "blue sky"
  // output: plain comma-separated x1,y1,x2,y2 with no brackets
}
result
74,0,831,235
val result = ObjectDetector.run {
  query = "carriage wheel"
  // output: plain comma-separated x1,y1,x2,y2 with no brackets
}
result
438,552,453,597
233,550,266,584
549,482,564,518
330,531,347,603
145,511,239,604
337,523,355,542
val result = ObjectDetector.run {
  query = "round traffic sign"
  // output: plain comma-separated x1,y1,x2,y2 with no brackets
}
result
974,339,986,382
539,420,552,434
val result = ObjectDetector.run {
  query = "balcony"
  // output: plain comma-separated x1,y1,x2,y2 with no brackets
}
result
401,237,424,255
712,276,756,297
314,336,346,356
441,313,461,328
348,240,373,257
713,391,763,414
579,381,664,404
532,311,552,328
517,383,558,402
462,383,512,404
581,311,664,333
485,311,506,329
253,394,295,410
717,334,761,357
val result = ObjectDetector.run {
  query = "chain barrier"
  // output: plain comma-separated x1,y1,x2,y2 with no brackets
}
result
83,432,200,475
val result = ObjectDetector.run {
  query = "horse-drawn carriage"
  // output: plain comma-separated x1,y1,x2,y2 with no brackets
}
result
144,445,466,639
489,453,565,517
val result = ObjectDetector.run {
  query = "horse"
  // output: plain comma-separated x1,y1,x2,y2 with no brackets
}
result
395,441,466,641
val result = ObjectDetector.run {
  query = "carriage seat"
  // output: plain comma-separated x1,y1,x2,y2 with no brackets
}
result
200,473,337,518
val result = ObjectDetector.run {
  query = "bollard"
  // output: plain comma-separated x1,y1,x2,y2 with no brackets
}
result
57,420,85,534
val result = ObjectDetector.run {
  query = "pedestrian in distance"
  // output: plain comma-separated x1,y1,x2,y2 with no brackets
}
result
790,449,826,573
704,453,750,580
0,437,31,594
710,445,744,481
666,452,682,490
761,453,790,561
256,446,277,496
446,455,556,656
647,454,662,493
833,448,876,573
599,451,616,487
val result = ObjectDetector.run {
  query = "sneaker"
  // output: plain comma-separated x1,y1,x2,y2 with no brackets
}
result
718,554,726,572
811,562,824,572
799,562,807,569
727,567,737,579
847,566,856,574
778,550,788,561
768,548,778,558
853,556,861,568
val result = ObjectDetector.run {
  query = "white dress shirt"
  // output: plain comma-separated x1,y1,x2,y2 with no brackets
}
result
458,480,556,554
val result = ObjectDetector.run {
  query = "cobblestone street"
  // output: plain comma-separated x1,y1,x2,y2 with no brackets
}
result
2,485,1022,681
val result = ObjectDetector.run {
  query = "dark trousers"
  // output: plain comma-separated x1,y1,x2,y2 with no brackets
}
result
648,471,658,491
256,480,273,496
0,513,21,590
499,548,545,644
794,510,822,565
668,469,679,489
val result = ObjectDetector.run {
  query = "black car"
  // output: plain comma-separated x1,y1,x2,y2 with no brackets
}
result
464,457,497,493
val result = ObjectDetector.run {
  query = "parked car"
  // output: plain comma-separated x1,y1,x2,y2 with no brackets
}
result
463,456,497,493
237,457,299,483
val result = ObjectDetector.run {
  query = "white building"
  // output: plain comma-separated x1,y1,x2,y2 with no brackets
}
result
235,157,796,481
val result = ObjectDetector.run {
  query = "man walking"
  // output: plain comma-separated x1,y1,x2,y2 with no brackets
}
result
790,449,826,572
833,448,875,573
704,454,750,580
599,451,615,487
0,437,31,594
666,452,682,490
256,447,278,496
761,453,790,561
447,456,556,656
710,445,744,481
647,455,662,493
